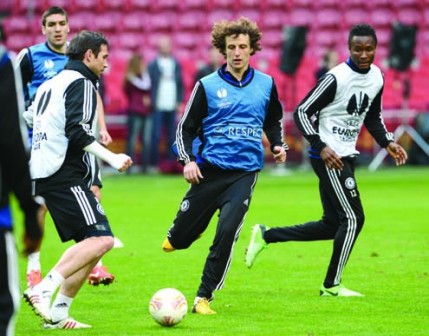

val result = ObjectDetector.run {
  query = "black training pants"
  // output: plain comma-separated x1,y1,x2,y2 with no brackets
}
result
168,168,258,298
265,157,364,287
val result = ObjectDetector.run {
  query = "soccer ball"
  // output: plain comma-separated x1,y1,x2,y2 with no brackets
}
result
149,288,188,327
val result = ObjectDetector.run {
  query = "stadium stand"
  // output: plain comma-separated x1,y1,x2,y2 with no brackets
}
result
1,0,428,122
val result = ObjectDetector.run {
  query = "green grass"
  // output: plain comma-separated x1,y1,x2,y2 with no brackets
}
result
12,166,429,336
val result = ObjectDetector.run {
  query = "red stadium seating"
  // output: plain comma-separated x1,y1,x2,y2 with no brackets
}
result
260,10,287,30
176,10,206,32
119,11,147,33
4,0,427,116
94,11,121,33
127,0,151,11
2,15,31,34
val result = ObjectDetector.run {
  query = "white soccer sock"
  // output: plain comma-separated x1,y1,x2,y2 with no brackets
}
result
96,259,103,267
51,293,74,323
27,252,41,273
37,269,65,294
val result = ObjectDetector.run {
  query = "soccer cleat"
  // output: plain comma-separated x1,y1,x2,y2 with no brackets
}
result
192,297,216,315
245,224,268,268
23,286,52,322
44,317,92,329
26,269,42,288
162,238,176,252
87,265,115,286
320,284,364,297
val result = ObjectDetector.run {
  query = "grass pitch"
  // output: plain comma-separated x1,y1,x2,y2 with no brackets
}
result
12,166,429,335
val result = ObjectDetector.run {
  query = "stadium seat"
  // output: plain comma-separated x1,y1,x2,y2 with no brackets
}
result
261,29,283,49
208,0,238,12
73,0,101,13
397,8,422,26
127,0,151,11
260,10,287,30
313,29,339,50
118,31,144,51
176,10,206,32
315,8,342,29
5,33,34,53
291,0,313,8
237,9,261,24
343,8,368,28
148,12,176,32
12,0,45,15
370,8,396,28
119,11,147,33
173,31,199,50
101,0,129,12
264,0,287,11
289,8,314,26
207,10,235,28
240,0,261,11
2,15,31,35
69,11,95,33
94,12,120,33
45,0,75,13
151,0,180,13
180,0,208,11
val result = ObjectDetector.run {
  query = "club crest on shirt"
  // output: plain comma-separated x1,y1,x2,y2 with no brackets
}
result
345,177,356,190
97,203,105,215
180,200,190,212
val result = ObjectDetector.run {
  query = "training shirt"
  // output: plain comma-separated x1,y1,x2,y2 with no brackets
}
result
176,64,287,171
294,58,394,158
16,42,68,103
28,60,98,194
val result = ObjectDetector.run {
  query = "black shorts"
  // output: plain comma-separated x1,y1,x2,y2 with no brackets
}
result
41,184,112,243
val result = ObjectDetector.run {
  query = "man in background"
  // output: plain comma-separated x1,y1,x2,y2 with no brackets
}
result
148,36,184,172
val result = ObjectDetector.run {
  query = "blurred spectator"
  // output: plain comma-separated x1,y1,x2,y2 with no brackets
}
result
315,48,339,81
148,36,184,173
123,52,152,173
194,46,224,82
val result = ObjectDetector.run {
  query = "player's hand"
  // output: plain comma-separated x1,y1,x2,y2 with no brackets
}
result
183,161,203,184
113,154,133,172
273,145,286,163
320,146,344,170
99,128,113,146
386,142,408,166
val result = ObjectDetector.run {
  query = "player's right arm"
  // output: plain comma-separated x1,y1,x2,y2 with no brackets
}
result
15,48,33,89
176,82,207,165
293,74,336,153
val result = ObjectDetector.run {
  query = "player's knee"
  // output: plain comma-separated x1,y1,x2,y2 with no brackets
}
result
97,235,115,253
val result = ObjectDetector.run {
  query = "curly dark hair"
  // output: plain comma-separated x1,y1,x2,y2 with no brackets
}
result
211,17,262,56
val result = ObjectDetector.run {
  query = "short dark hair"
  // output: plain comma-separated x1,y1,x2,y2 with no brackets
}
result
67,30,108,60
42,6,68,26
348,24,377,49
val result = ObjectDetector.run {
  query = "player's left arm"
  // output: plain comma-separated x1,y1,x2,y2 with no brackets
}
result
96,91,112,146
364,88,407,166
263,81,288,162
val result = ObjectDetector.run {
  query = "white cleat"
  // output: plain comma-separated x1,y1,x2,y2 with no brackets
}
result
44,317,92,329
